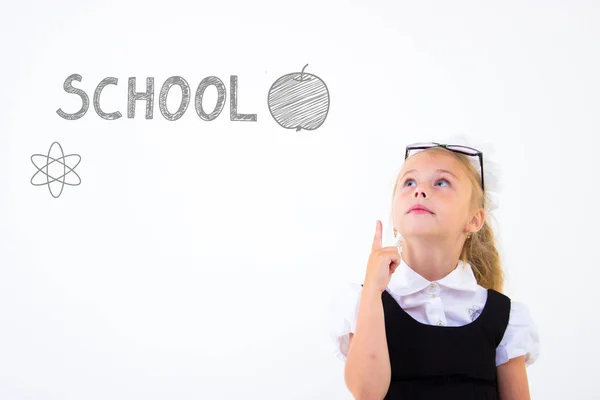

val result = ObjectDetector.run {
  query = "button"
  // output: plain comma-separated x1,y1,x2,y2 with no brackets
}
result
427,282,439,293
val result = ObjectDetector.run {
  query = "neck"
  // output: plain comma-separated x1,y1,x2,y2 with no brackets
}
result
401,236,464,281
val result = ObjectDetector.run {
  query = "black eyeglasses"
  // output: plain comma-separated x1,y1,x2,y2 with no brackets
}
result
404,142,485,191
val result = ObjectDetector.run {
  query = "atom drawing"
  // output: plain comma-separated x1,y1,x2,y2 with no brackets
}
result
31,141,82,198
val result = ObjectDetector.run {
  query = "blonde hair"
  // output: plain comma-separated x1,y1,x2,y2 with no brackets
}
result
390,146,504,292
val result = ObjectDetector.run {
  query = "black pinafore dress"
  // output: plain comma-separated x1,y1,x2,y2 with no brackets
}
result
361,285,510,399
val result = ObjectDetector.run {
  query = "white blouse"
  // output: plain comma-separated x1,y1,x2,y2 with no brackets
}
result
328,258,540,367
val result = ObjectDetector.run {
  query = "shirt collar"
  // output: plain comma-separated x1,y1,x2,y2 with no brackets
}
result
387,258,480,296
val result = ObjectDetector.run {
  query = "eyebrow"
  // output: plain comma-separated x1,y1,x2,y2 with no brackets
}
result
400,169,460,180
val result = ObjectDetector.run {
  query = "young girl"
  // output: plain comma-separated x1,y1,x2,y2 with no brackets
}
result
328,141,540,399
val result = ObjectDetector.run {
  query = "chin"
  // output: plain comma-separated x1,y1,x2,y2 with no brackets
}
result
402,227,439,237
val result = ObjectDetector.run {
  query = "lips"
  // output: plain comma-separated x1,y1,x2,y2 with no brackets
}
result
408,204,434,214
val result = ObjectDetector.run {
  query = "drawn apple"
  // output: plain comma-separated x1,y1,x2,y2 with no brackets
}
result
268,64,330,131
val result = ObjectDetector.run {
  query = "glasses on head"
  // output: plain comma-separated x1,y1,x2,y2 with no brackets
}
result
404,142,485,191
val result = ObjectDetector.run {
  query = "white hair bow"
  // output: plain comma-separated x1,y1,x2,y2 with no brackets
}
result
441,133,503,214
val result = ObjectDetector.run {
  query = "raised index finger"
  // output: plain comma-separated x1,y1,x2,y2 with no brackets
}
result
371,220,382,251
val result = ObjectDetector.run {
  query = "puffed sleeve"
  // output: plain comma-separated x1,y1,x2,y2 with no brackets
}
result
496,301,540,367
327,282,363,362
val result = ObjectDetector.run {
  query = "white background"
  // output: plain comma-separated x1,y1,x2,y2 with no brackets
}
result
1,0,598,398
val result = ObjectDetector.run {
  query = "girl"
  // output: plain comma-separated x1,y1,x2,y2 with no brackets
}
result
328,141,540,399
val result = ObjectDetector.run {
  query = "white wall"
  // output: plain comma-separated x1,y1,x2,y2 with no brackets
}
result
1,0,598,398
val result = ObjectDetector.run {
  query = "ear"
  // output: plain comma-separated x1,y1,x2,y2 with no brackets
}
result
467,207,486,234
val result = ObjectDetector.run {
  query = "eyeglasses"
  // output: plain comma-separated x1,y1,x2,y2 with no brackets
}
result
404,142,485,191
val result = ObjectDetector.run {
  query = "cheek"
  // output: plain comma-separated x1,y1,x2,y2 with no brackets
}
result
392,195,409,222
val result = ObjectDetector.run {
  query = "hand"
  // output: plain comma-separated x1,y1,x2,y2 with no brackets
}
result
363,220,402,294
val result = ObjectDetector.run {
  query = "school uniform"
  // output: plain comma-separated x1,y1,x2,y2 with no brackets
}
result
328,259,540,399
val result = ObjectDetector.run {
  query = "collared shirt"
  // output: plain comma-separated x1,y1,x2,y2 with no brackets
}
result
328,258,540,367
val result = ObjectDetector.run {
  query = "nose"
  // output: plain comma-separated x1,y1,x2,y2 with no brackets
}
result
413,186,427,198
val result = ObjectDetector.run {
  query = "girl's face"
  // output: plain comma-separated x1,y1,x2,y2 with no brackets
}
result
393,150,481,241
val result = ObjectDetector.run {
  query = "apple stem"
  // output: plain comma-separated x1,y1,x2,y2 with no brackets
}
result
300,64,309,81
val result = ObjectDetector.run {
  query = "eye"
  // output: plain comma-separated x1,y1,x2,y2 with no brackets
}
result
402,177,451,187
